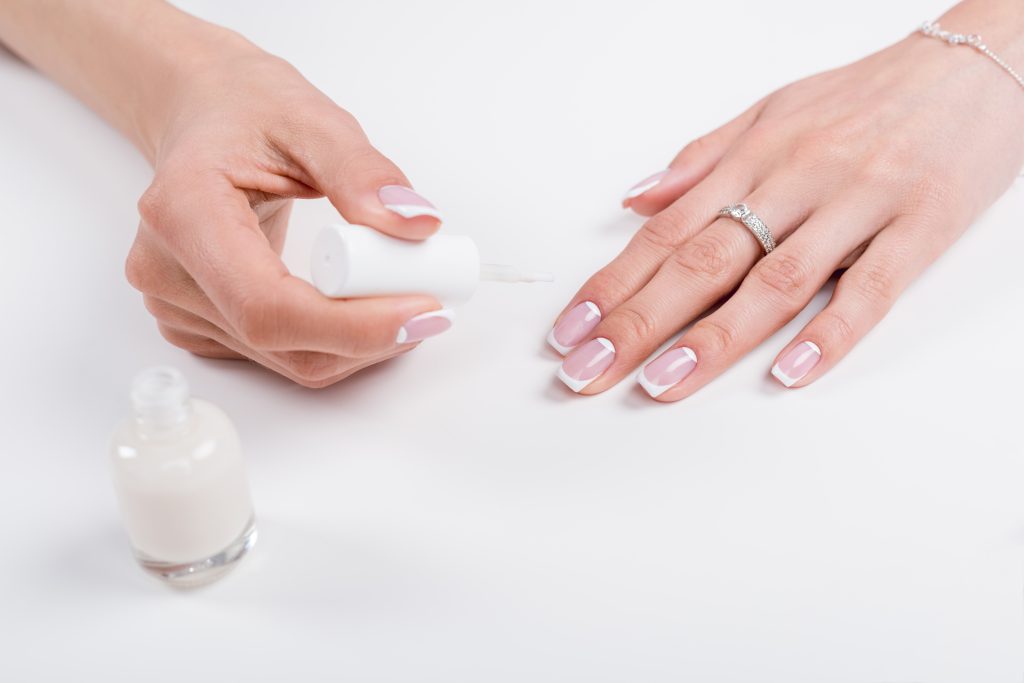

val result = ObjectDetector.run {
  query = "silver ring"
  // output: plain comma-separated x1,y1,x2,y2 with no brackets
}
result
718,203,776,255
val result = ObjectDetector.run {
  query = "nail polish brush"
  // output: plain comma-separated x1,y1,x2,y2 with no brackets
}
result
311,223,553,304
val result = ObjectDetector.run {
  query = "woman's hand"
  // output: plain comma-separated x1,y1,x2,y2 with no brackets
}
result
126,33,450,388
0,0,451,388
548,0,1024,399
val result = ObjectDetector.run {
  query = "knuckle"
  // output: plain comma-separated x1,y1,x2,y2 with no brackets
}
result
790,125,859,170
637,209,691,253
724,120,779,165
142,295,174,322
692,317,737,353
903,173,954,212
855,151,901,188
136,183,166,226
849,263,897,307
124,244,153,293
730,120,771,156
610,305,659,342
669,232,734,281
156,324,203,354
281,351,341,384
749,252,813,302
189,340,231,359
336,143,390,179
680,134,714,161
583,267,636,305
817,308,857,345
233,292,281,349
293,375,340,390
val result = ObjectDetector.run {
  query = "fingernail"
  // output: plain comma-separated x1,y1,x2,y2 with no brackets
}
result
637,346,697,398
378,185,442,221
622,169,669,203
771,341,821,388
557,337,615,393
396,309,454,344
546,301,601,355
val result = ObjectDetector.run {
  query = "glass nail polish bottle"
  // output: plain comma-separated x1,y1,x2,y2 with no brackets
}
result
110,367,257,587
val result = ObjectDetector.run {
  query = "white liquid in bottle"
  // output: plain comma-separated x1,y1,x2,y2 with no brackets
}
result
110,367,256,587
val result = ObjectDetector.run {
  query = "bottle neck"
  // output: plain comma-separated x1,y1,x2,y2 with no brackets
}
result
131,367,194,439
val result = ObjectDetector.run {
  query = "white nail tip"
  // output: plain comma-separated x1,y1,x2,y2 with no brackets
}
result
383,204,443,220
557,366,595,393
546,301,602,356
395,309,455,344
770,364,798,388
622,170,669,201
636,370,671,398
770,342,822,388
556,338,615,393
546,328,574,356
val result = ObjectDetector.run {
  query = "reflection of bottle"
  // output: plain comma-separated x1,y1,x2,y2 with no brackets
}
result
109,367,256,587
311,224,553,304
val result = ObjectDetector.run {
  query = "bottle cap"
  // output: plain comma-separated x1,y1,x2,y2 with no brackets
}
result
311,224,481,304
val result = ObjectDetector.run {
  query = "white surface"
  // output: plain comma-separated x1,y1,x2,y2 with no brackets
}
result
1,1,1022,681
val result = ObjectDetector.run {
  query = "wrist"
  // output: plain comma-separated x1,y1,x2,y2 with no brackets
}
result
893,2,1024,122
128,13,261,163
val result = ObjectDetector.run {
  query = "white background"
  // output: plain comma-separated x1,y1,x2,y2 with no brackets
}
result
1,1,1022,681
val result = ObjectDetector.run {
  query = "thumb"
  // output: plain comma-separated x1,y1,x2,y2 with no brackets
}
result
280,107,442,240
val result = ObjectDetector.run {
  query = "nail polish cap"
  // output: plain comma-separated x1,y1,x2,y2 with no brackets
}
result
311,224,552,304
312,224,480,304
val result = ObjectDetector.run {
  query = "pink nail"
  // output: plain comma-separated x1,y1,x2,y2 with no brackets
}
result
546,301,601,355
396,309,454,344
771,341,821,387
637,347,697,398
622,169,669,203
378,185,442,221
557,338,615,393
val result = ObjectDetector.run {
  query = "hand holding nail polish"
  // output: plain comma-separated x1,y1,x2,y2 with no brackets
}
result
86,1,480,390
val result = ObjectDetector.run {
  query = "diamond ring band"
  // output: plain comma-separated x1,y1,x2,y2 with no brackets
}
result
718,203,776,256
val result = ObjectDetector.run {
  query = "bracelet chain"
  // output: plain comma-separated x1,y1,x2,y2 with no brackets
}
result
920,20,1024,93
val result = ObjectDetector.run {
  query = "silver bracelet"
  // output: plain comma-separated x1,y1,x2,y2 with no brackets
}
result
919,20,1024,93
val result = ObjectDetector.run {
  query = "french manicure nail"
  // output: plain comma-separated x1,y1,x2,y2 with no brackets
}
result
771,341,821,387
637,346,697,398
557,338,615,393
547,301,601,355
396,309,454,344
378,185,442,220
622,169,669,203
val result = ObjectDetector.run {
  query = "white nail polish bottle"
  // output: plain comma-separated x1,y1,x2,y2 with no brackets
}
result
109,367,256,587
311,223,553,304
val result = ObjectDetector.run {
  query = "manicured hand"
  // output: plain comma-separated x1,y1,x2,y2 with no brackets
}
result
125,35,450,387
549,3,1024,398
